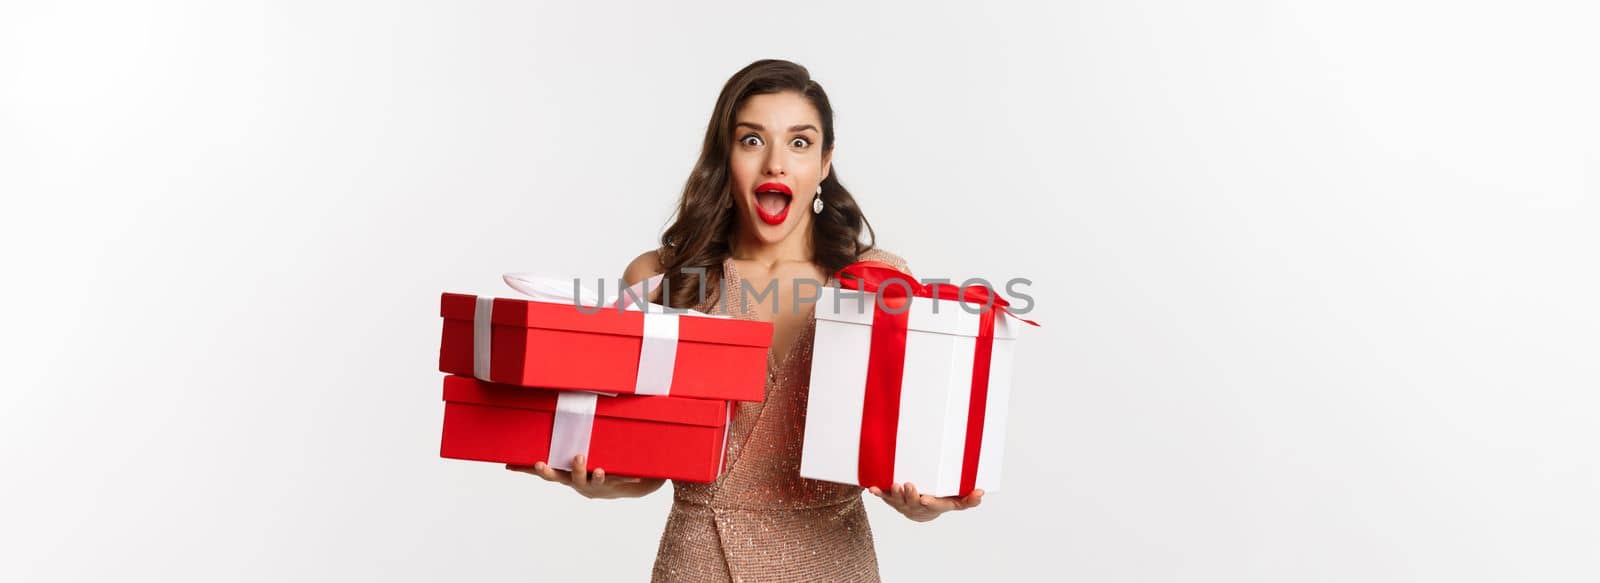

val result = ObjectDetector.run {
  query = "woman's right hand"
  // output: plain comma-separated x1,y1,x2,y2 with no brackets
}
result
506,455,666,499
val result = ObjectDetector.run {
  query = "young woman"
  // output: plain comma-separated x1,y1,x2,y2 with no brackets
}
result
507,59,984,582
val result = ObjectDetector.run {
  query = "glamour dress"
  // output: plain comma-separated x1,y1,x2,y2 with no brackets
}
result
650,249,911,582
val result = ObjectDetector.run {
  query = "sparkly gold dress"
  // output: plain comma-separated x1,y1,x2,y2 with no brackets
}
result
650,249,911,583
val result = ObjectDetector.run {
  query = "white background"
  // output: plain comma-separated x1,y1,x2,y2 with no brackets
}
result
3,1,1596,581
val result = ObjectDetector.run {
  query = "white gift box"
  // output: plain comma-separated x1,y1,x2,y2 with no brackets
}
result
800,286,1025,497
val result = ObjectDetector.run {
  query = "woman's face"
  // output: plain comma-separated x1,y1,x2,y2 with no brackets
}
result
728,91,832,246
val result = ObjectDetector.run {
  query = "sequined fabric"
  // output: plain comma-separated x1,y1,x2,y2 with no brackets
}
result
650,249,911,583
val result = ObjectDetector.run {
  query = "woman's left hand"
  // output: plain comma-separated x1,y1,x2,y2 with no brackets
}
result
869,482,983,522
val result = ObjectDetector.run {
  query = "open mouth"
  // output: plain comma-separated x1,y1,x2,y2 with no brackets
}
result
753,182,792,225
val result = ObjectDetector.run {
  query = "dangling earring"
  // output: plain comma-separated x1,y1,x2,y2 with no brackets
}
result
812,185,824,214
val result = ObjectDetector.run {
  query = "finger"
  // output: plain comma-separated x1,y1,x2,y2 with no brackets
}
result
880,485,906,509
571,455,589,488
536,463,571,484
904,483,922,507
959,489,984,510
868,486,883,498
592,468,606,487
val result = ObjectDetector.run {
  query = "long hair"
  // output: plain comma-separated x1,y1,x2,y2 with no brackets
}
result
657,59,875,309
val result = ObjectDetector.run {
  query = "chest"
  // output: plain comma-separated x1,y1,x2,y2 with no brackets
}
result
722,262,829,366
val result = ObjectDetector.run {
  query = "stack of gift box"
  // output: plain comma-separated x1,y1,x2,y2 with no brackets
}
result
438,263,1035,494
435,277,773,482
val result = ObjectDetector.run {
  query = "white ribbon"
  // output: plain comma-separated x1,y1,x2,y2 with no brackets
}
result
472,296,494,381
634,313,679,395
546,391,599,470
717,402,731,473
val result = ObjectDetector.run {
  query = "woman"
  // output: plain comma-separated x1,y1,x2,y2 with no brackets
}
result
507,59,984,581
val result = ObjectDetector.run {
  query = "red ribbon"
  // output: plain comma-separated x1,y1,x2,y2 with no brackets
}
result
834,261,1038,497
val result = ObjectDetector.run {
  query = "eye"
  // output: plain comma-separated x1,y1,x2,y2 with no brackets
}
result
789,136,811,148
740,134,764,147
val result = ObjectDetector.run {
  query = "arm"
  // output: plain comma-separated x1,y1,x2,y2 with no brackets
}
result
503,250,670,499
621,250,666,304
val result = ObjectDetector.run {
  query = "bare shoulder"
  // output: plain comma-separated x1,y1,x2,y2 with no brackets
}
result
622,249,664,286
857,247,913,276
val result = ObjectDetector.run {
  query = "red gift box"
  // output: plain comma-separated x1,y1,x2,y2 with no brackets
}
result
439,292,772,401
439,375,732,482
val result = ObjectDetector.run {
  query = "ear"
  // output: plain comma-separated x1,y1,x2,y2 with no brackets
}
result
821,147,833,181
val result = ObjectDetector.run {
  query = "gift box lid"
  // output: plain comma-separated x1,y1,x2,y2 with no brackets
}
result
441,374,729,427
441,292,771,348
814,287,1021,340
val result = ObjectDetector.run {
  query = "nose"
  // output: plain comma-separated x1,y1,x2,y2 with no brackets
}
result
763,149,785,177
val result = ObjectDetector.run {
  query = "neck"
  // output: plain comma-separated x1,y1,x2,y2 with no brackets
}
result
729,220,814,267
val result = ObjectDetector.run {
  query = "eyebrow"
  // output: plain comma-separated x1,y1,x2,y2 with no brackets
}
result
734,121,820,134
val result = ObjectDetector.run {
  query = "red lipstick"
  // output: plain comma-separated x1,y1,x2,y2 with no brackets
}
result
753,182,793,225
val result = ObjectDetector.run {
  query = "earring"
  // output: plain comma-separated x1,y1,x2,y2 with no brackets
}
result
812,190,825,215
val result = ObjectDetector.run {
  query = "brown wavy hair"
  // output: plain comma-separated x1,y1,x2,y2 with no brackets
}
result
657,59,876,309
